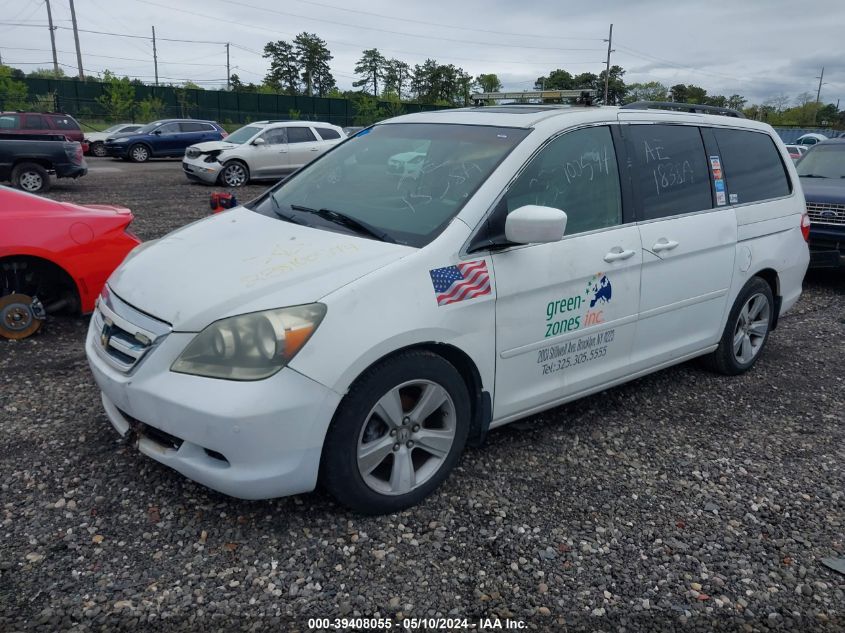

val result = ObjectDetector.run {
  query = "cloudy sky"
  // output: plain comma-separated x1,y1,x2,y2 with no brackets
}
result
1,0,842,106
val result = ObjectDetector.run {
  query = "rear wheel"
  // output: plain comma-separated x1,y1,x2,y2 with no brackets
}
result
219,161,249,187
90,141,107,157
11,162,50,193
0,293,44,340
321,351,470,514
708,277,774,375
129,144,150,163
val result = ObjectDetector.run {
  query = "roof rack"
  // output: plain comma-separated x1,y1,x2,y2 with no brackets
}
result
471,89,597,106
621,101,745,118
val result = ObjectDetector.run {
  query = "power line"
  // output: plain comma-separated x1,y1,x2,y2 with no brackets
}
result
285,0,604,41
2,46,224,66
132,0,606,53
0,21,226,44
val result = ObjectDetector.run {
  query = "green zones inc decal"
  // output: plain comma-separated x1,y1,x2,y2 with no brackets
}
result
545,273,612,338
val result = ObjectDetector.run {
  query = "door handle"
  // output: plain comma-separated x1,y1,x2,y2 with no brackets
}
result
278,149,288,153
652,239,679,252
310,147,320,151
603,248,636,263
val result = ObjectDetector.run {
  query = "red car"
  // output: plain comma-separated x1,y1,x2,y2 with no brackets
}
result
0,186,141,339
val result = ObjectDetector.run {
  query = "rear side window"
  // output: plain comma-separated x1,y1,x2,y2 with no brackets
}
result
51,116,79,130
181,122,211,132
315,127,341,140
713,129,791,204
628,124,712,220
287,127,317,143
24,115,48,130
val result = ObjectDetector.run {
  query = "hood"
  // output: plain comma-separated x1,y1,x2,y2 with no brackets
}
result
188,141,240,154
108,207,414,331
85,131,110,142
800,177,845,205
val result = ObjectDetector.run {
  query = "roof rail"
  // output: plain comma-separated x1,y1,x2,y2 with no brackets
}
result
471,89,597,106
621,101,745,118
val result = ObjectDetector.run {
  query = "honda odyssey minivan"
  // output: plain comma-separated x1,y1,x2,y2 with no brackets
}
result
86,104,810,514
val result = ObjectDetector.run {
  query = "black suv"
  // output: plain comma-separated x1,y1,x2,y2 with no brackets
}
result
798,139,845,267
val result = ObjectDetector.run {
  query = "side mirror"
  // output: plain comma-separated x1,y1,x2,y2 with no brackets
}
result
252,137,266,146
152,129,162,135
504,205,568,244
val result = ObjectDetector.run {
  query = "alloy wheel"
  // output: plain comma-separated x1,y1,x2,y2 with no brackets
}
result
356,380,457,496
223,164,247,187
732,292,770,364
19,171,43,192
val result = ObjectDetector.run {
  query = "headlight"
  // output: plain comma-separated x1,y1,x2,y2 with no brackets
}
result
171,304,326,380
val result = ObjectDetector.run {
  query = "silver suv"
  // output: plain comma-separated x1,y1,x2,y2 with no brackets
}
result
182,120,345,187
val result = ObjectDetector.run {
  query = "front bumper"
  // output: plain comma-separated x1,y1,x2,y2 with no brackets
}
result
104,144,130,158
85,305,342,500
182,157,221,184
808,226,845,268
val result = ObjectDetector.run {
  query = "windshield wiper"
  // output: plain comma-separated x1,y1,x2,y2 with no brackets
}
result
290,204,396,243
799,174,827,178
269,195,312,226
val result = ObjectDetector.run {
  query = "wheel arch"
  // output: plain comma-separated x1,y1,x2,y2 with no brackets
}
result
319,341,491,471
219,158,250,184
751,267,781,329
12,158,53,172
0,253,82,314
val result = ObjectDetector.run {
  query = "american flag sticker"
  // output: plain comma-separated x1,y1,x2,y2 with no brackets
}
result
429,261,492,306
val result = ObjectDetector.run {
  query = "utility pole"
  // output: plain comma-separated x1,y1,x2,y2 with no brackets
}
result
45,0,60,77
226,42,230,90
815,66,825,103
603,23,613,106
152,26,159,86
68,0,83,79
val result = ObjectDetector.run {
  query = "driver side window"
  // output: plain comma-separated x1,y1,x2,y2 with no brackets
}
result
157,122,180,134
503,126,622,235
260,128,287,145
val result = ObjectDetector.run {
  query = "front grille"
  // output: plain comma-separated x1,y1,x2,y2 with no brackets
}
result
92,288,171,373
807,202,845,226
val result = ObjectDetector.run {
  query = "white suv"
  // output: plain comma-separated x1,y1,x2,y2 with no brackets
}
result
182,120,345,187
87,104,809,514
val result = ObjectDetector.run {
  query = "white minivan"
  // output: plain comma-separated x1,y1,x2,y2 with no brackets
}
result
86,104,810,514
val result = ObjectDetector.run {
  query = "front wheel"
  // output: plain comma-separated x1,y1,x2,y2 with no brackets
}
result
90,141,107,157
321,351,470,514
707,277,774,375
129,144,150,163
219,161,249,187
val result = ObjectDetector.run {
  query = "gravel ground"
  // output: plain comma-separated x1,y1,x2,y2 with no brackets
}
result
1,159,844,632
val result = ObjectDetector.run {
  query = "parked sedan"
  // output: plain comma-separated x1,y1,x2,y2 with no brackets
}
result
105,119,227,162
784,144,808,162
85,123,144,157
0,186,140,339
182,121,344,186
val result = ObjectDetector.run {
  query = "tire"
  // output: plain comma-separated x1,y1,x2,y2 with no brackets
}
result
11,162,50,193
90,142,107,157
129,144,150,163
707,277,774,375
321,350,470,514
219,160,250,187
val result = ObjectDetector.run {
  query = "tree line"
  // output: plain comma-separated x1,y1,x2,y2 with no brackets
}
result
3,38,843,129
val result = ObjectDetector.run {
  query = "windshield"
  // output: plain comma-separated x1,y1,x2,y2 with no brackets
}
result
224,125,263,144
132,121,166,135
103,124,127,133
251,123,530,247
796,146,845,178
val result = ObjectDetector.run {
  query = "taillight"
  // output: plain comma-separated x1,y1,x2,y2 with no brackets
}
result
64,142,83,165
220,130,228,138
800,212,811,242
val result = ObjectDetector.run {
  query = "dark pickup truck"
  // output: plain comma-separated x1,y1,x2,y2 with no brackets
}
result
0,133,88,194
